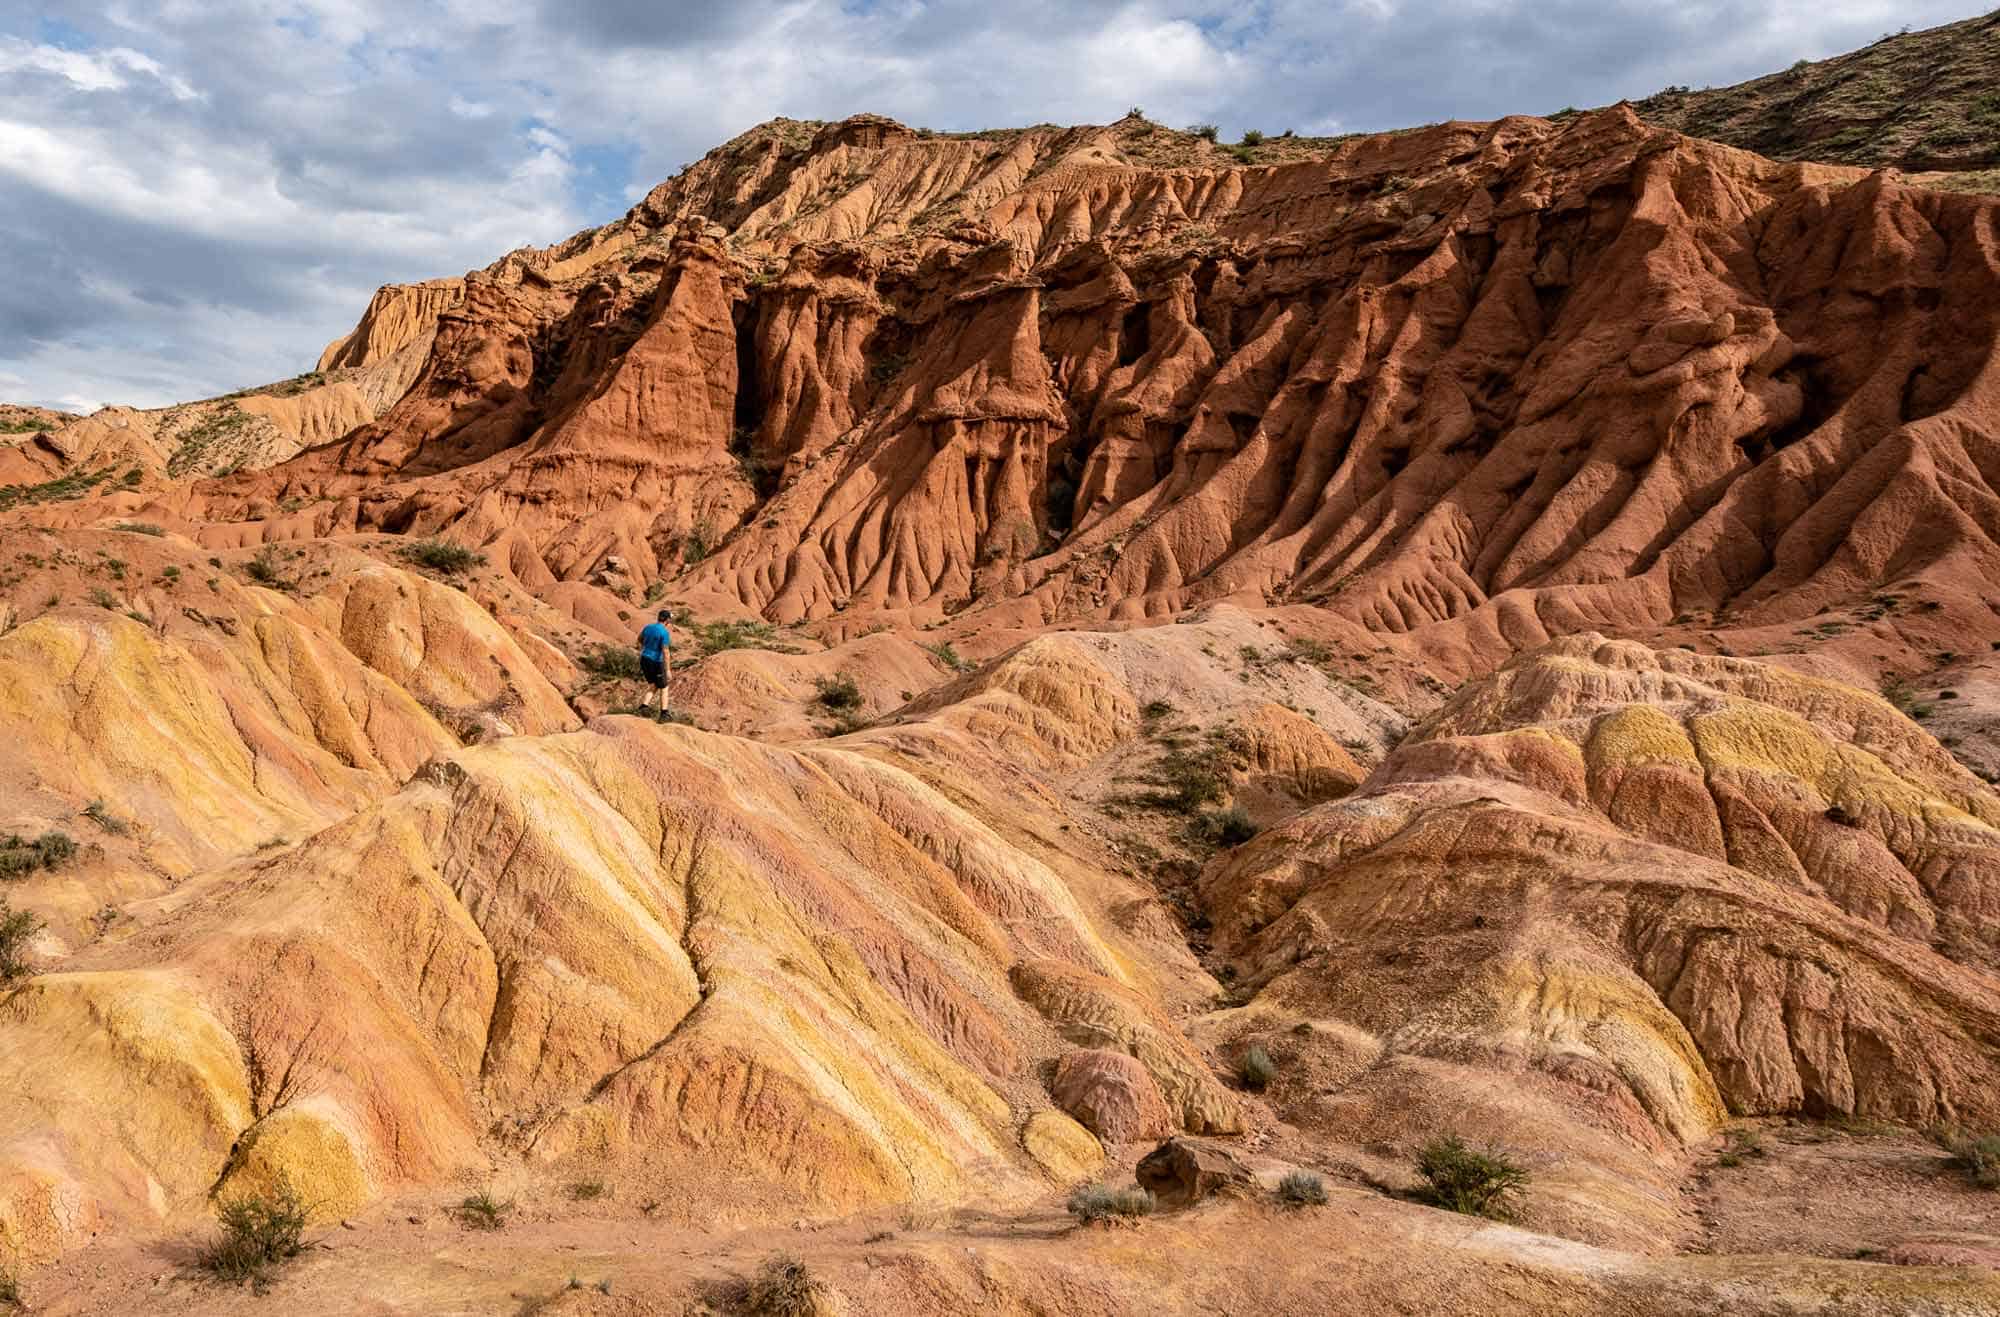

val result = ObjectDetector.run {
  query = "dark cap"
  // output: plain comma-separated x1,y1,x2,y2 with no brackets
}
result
657,609,672,621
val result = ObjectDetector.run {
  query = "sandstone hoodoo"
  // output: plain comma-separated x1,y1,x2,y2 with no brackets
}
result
3,15,2000,1313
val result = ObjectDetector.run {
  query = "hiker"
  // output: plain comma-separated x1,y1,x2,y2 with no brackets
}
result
638,608,674,721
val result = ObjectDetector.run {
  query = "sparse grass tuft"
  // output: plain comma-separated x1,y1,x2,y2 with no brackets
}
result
0,1268,19,1308
198,1175,308,1286
743,1253,834,1316
398,537,487,575
686,617,800,656
1414,1134,1529,1217
113,521,166,536
1931,1125,2000,1189
454,1190,511,1230
242,547,290,589
1239,1044,1278,1090
1155,747,1228,812
1276,1170,1327,1207
82,799,129,835
1067,1182,1155,1224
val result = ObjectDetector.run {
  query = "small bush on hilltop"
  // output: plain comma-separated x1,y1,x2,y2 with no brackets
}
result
399,537,487,575
0,897,42,982
1931,1125,2000,1189
1415,1134,1530,1217
199,1175,308,1286
1277,1170,1327,1207
1187,123,1219,141
1067,1183,1155,1224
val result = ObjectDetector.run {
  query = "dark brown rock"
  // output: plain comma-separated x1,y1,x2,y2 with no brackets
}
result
1135,1137,1258,1207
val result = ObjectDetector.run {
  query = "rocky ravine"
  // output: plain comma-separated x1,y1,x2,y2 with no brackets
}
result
0,96,1999,1314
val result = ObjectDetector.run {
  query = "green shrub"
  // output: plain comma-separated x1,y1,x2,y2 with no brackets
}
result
1240,1045,1277,1090
686,617,799,655
923,641,971,673
1932,1125,2000,1189
0,1268,19,1308
1240,129,1264,146
1415,1134,1529,1217
1276,1170,1327,1207
399,537,487,575
578,644,643,681
198,1175,308,1285
0,897,41,982
1187,123,1219,141
0,831,77,879
568,1179,608,1201
0,466,113,512
1194,805,1260,847
83,799,129,835
1141,698,1176,722
682,519,715,565
744,1254,832,1315
242,547,288,588
1066,1183,1155,1224
454,1190,511,1230
813,673,862,712
1156,748,1227,812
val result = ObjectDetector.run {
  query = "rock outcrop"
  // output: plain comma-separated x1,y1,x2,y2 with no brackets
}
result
1051,1049,1174,1144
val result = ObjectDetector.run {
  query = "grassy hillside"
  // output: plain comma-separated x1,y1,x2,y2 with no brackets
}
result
1631,8,2000,192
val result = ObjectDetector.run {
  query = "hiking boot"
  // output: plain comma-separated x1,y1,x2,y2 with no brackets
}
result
656,707,670,724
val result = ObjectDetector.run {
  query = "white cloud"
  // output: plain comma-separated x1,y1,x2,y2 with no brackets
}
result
0,37,197,98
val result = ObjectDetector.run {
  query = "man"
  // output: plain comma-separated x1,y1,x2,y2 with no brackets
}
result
638,608,674,721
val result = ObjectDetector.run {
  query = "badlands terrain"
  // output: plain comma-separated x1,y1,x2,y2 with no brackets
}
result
5,19,2000,1316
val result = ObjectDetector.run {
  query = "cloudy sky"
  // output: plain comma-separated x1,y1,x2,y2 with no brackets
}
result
1,0,1988,413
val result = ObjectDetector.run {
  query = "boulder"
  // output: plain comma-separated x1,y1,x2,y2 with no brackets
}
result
1135,1137,1258,1207
1051,1049,1173,1144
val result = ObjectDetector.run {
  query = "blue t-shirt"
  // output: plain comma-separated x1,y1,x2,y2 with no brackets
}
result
639,622,671,662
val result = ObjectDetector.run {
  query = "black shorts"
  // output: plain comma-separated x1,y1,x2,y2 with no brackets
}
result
641,655,667,688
